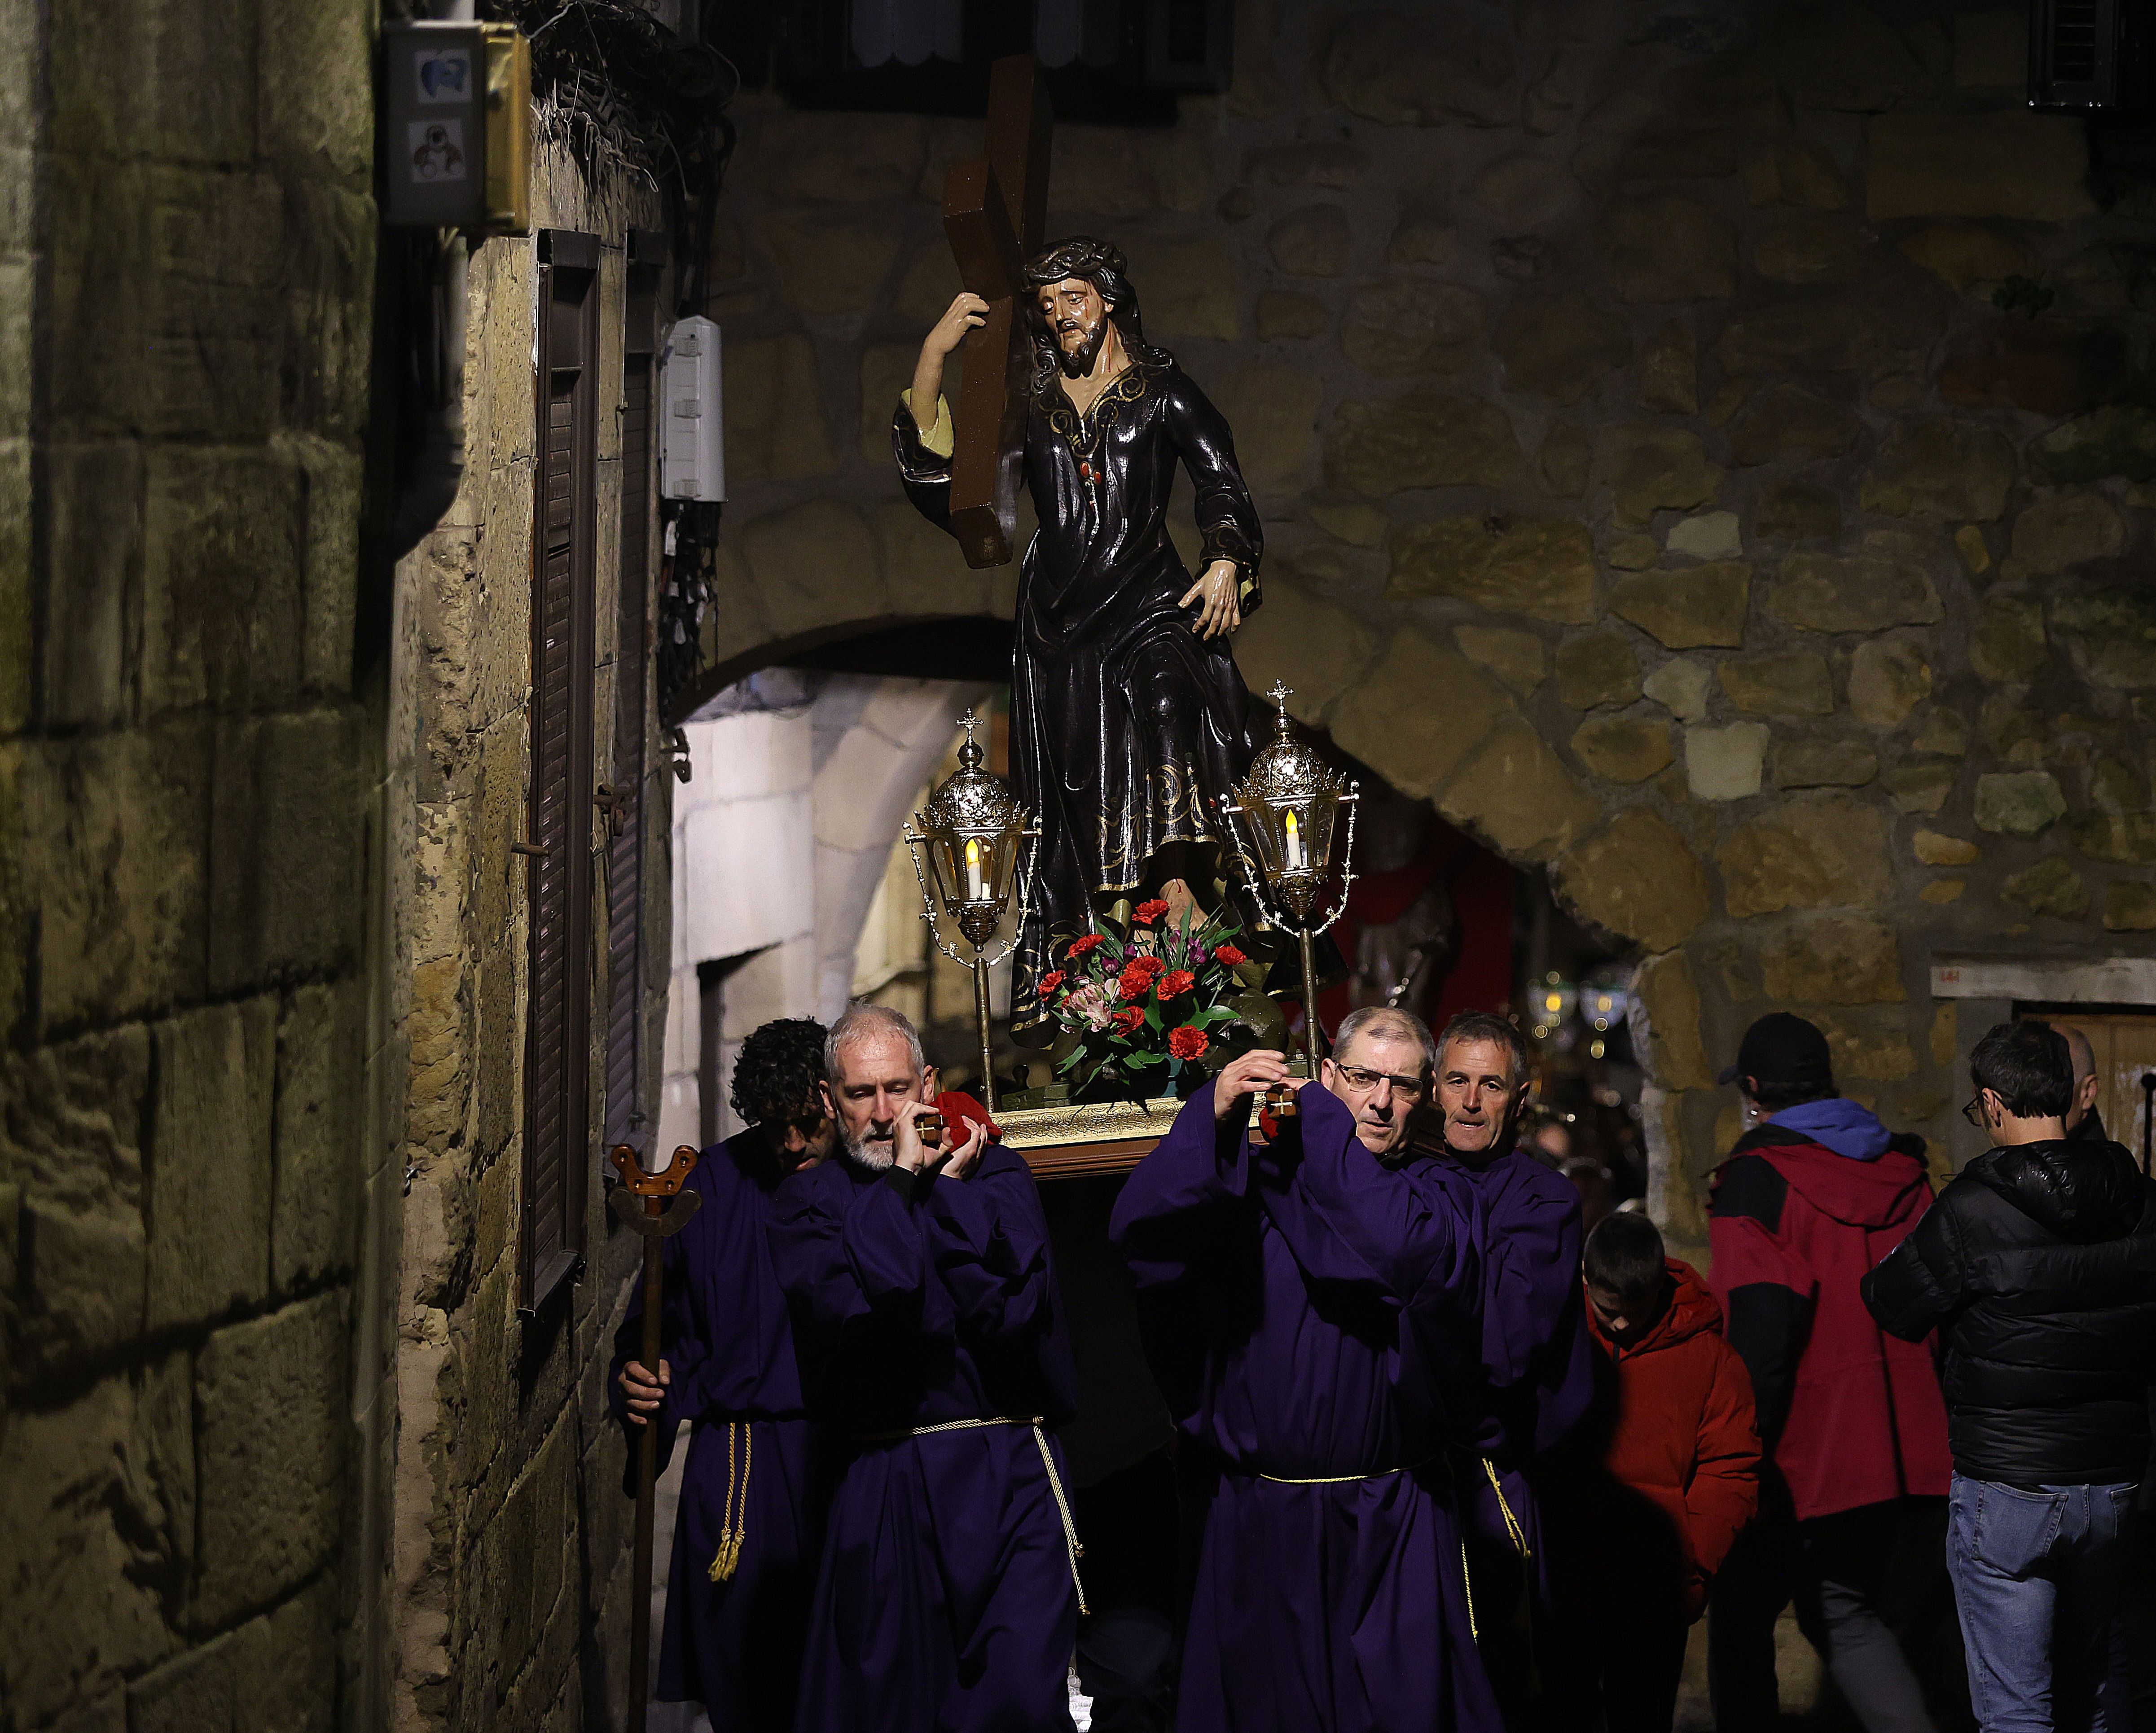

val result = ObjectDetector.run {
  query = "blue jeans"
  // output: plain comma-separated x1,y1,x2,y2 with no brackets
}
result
1947,1474,2137,1732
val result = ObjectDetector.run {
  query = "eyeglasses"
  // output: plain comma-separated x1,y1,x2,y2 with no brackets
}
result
1962,1095,1989,1131
1334,1063,1426,1103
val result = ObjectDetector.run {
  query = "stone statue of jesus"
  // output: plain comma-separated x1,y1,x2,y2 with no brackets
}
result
894,234,1268,1039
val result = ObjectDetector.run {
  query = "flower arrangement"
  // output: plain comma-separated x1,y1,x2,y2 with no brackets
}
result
1040,898,1265,1102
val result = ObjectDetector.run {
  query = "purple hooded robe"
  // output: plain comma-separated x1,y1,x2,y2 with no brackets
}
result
606,1128,827,1730
770,1141,1083,1733
1109,1082,1505,1733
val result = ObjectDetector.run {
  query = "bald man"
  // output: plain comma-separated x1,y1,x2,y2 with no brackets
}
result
2051,1022,2109,1143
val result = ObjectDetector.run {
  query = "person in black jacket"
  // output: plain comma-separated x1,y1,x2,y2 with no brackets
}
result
1862,1018,2156,1733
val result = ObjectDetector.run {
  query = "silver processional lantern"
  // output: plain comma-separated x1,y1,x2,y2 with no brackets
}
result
903,711,1041,1112
1220,682,1360,1077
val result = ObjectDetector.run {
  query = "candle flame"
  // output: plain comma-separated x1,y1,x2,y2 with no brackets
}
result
965,838,980,865
1284,812,1298,839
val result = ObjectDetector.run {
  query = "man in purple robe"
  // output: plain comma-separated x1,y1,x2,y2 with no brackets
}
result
770,1005,1085,1733
611,1017,837,1732
1110,1005,1503,1733
1424,1011,1594,1729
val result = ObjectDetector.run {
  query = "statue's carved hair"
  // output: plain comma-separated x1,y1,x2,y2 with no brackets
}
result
1021,234,1171,392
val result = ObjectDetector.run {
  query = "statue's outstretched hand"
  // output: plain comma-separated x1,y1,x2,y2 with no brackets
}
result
1179,561,1242,640
926,292,990,360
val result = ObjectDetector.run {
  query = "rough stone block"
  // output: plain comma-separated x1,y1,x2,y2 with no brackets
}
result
1742,140,1850,209
1866,110,2095,222
1594,426,1722,526
1974,770,2067,836
1326,627,1507,797
1849,639,1932,728
1666,511,1741,561
0,1368,189,1726
1884,762,1958,816
1754,214,1871,286
1772,547,1943,633
1308,502,1389,548
2028,405,2156,485
1914,830,1982,867
283,432,363,695
208,708,366,992
1685,722,1770,801
1970,590,2048,683
1267,205,1351,277
1597,194,1735,302
193,1291,347,1625
1637,322,1698,415
257,0,372,180
1859,421,2016,522
1322,9,1515,127
272,981,362,1294
1719,652,1834,717
751,210,904,316
1609,564,1751,649
1730,386,1860,468
1638,658,1710,724
2010,491,2125,575
1325,391,1525,495
147,999,274,1331
23,720,211,1028
876,500,992,623
2003,857,2090,920
1227,575,1375,732
1760,915,1905,1005
1118,236,1238,340
49,0,258,165
1571,715,1673,784
1388,514,1595,623
1341,279,1481,378
1493,290,1631,404
757,110,924,203
1438,716,1600,861
1633,951,1713,1089
1256,291,1328,341
2103,881,2156,931
38,441,141,729
1755,481,1842,543
1452,625,1545,697
1773,739,1879,789
1537,421,1594,498
1719,797,1893,916
1047,124,1210,217
2050,591,2156,690
1211,365,1322,489
142,444,305,714
1551,807,1712,953
1554,632,1642,710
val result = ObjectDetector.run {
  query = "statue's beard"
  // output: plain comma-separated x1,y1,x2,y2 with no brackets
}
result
1056,317,1110,379
842,1122,896,1171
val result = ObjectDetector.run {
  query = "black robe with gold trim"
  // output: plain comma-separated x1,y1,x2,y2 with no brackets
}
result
894,356,1267,1033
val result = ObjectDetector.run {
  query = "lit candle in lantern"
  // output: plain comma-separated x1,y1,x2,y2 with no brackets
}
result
964,837,987,902
1283,810,1305,871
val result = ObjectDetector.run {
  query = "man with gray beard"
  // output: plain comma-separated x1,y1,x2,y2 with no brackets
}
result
770,1004,1085,1732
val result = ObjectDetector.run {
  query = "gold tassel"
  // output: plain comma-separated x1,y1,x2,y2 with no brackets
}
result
708,1421,751,1583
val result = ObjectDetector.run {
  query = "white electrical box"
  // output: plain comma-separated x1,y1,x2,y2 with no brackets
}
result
659,317,725,503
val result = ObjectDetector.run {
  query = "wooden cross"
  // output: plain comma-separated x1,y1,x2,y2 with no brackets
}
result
941,54,1052,569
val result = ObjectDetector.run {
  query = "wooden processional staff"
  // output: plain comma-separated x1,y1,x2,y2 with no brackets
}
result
608,1142,702,1733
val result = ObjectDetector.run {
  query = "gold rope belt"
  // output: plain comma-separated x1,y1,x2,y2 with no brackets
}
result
861,1415,1089,1616
708,1420,752,1583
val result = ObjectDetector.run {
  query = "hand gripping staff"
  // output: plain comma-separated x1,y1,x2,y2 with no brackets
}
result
608,1144,703,1733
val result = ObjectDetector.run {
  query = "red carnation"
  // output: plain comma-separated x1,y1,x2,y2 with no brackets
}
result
1067,934,1104,958
1130,953,1167,979
1168,1026,1209,1062
1117,963,1153,1001
1133,899,1170,926
1037,970,1066,995
1213,944,1247,968
1158,969,1196,999
1110,1006,1145,1035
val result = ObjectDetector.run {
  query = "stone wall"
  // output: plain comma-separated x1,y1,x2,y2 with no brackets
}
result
0,0,383,1729
389,140,672,1732
699,0,2156,1228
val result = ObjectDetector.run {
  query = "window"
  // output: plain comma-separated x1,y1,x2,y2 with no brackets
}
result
522,228,601,1311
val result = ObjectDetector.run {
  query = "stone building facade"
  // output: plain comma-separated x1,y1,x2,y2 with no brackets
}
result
4,4,674,1731
2,0,388,1729
696,0,2156,1237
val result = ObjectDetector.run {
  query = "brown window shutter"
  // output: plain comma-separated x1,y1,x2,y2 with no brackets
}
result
522,229,601,1312
603,254,662,1153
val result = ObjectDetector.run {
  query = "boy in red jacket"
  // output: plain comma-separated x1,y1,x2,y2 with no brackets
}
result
1536,1211,1761,1733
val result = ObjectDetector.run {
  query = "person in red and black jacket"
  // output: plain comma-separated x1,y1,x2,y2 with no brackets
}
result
1705,1013,1954,1733
1536,1211,1760,1733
